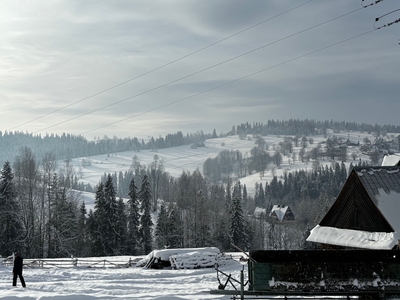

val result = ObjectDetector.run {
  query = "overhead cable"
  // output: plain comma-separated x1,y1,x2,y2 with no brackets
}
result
9,0,313,132
34,6,364,134
361,0,385,8
79,29,376,136
373,9,400,29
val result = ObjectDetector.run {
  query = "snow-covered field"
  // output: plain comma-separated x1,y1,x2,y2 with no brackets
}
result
72,131,380,210
0,254,243,299
74,132,376,187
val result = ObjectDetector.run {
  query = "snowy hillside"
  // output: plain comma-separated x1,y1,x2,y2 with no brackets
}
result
71,130,382,206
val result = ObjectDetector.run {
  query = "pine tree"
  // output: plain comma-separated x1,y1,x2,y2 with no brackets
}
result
91,181,107,256
139,175,153,254
215,217,231,252
0,161,22,257
229,195,246,251
103,174,119,255
115,197,127,254
127,177,140,254
155,204,168,248
76,201,88,256
166,204,182,248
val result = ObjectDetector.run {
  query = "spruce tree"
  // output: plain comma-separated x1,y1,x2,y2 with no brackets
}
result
229,195,246,251
155,204,168,248
166,204,182,248
103,174,119,255
139,175,153,254
127,177,140,254
115,197,127,254
0,161,22,257
91,181,107,256
76,201,88,256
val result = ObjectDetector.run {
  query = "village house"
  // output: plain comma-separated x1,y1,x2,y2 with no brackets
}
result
269,204,295,223
307,166,400,250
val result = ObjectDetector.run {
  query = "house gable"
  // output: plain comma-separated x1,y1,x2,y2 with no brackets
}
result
269,205,295,222
308,166,400,249
319,169,393,233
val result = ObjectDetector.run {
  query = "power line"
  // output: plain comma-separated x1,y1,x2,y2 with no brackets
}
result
374,8,400,29
79,29,377,136
361,0,385,8
9,0,314,132
34,6,364,134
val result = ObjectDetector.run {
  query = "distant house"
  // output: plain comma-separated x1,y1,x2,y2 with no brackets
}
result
381,153,400,166
307,166,400,250
269,205,295,223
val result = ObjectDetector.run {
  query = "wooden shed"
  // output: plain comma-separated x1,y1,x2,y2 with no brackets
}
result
307,166,400,250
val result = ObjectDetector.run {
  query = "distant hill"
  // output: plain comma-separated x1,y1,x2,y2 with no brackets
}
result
72,129,395,198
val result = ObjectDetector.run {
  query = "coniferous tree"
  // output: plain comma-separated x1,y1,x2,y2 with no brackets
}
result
115,197,127,254
76,201,88,256
103,174,119,255
127,177,140,254
0,161,22,257
215,217,231,252
91,181,107,256
166,204,183,248
155,204,168,248
139,175,153,254
229,195,246,251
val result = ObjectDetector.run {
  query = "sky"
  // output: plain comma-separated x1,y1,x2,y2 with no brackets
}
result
0,0,399,141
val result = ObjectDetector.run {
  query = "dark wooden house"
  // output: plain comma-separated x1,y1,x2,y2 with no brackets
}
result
307,166,400,249
269,205,295,223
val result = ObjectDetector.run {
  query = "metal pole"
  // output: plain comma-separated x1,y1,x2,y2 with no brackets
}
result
240,268,244,300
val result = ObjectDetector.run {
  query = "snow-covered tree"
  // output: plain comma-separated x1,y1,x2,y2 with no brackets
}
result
166,204,183,248
48,173,79,258
139,175,153,254
229,195,246,251
0,161,22,257
126,177,140,254
155,204,168,248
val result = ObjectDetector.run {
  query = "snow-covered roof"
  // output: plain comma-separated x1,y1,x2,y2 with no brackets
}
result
143,247,220,262
254,207,267,218
308,225,398,249
381,154,400,166
269,205,289,222
308,166,400,249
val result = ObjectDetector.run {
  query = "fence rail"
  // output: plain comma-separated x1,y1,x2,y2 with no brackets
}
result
1,257,143,269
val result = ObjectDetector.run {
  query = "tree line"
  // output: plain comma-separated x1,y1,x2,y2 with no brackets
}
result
2,119,400,173
0,144,358,259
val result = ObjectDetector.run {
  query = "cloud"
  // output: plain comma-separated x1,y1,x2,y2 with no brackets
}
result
0,0,399,140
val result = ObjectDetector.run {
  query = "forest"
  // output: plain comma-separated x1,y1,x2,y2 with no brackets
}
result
0,119,395,258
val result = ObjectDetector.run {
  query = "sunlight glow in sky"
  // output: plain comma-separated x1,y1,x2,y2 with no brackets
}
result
0,0,399,140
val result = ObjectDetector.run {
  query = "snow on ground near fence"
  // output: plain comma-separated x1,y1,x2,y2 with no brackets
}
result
0,253,243,299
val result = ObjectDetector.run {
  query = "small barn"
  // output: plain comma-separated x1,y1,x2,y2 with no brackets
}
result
269,205,295,223
307,166,400,249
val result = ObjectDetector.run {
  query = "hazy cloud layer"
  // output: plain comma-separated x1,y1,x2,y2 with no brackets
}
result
0,0,399,140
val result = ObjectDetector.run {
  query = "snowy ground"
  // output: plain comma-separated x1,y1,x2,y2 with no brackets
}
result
72,132,380,210
0,255,243,300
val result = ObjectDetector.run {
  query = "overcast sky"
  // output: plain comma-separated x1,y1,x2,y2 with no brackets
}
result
0,0,399,140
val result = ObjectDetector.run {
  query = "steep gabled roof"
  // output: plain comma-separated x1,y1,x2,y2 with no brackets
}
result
269,205,295,222
307,166,400,249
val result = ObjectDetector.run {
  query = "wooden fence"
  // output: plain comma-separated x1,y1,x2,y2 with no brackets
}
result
1,257,143,269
